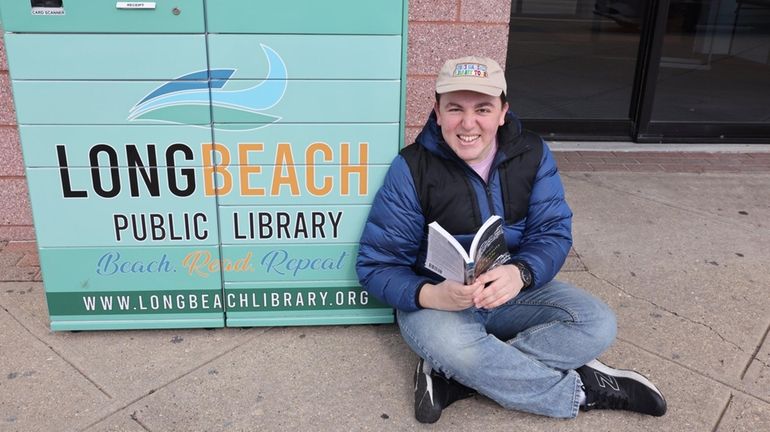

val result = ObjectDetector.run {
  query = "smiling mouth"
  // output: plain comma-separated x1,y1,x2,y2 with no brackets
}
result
458,135,480,143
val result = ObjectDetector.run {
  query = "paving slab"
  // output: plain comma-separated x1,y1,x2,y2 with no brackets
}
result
572,341,729,432
1,282,268,408
562,174,770,383
562,172,770,231
125,324,414,431
0,307,109,432
714,394,770,432
0,282,49,330
97,323,725,432
558,272,749,390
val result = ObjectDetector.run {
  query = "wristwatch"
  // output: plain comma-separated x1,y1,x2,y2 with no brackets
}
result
512,261,533,289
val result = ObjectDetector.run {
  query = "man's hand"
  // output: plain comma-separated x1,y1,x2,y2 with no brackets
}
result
419,279,484,311
472,264,524,309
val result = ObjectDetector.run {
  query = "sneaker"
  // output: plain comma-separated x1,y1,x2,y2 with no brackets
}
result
577,359,667,416
413,358,476,423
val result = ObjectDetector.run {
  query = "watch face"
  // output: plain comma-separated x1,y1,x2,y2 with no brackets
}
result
517,265,532,286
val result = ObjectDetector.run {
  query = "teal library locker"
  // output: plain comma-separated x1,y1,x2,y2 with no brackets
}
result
0,0,408,330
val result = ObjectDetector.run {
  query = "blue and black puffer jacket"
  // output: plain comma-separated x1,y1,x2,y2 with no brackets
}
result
356,111,572,312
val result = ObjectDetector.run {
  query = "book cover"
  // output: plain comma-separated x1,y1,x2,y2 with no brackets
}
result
425,215,511,284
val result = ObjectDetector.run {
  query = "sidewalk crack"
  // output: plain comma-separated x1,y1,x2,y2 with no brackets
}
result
741,321,770,379
1,304,112,399
129,411,152,432
586,270,753,359
711,393,733,432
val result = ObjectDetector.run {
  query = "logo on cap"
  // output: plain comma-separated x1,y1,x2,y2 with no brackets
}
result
453,63,488,78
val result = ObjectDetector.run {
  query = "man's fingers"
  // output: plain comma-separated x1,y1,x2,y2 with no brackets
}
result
474,282,504,306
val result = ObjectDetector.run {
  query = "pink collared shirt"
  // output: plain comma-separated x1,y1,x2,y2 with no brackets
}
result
467,139,498,183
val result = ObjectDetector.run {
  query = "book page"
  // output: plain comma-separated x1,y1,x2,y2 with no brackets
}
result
470,216,511,277
425,221,471,283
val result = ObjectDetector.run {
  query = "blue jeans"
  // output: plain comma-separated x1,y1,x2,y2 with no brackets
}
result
397,279,617,418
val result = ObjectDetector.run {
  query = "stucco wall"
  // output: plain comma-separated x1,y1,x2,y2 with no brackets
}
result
0,1,511,241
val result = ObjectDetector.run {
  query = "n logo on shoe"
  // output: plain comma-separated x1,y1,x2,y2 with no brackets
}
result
594,371,620,391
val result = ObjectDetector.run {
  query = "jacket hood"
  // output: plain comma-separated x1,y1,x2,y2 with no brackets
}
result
413,110,529,162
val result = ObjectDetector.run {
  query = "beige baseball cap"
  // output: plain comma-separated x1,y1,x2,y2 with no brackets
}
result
435,56,507,97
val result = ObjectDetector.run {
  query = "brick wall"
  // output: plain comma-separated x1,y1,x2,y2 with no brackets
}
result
406,0,512,143
0,33,35,241
0,1,513,242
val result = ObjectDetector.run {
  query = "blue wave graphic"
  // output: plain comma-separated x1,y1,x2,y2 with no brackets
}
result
129,44,287,124
135,69,235,106
209,45,287,112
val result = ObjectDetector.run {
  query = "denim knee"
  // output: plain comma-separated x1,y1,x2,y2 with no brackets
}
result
397,308,487,377
579,298,617,356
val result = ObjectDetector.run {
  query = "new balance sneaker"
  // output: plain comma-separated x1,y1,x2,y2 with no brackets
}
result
577,359,667,416
413,358,476,423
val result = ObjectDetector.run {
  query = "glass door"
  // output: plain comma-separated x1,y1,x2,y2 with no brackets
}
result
506,0,770,142
506,0,648,140
639,0,770,141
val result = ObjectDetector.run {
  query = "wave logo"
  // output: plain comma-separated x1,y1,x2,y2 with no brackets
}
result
128,44,287,130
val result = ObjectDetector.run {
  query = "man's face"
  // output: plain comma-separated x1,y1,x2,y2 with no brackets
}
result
434,90,508,165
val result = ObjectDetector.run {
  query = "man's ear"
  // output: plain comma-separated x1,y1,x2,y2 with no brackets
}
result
499,102,509,126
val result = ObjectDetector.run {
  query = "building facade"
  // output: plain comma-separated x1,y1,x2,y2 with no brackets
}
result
1,0,768,242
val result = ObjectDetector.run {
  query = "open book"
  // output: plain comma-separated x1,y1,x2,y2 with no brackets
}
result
424,215,512,284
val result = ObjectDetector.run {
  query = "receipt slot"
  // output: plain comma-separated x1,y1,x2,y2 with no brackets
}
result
0,0,406,330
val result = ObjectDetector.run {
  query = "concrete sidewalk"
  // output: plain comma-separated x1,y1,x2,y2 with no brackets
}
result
2,170,769,431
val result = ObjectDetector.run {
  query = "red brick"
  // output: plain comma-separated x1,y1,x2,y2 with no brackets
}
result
4,240,37,252
0,34,7,72
744,153,770,159
404,127,421,146
0,225,35,241
407,23,508,76
0,178,32,225
409,0,458,21
577,151,616,158
17,252,39,267
705,164,744,171
629,151,684,159
556,162,594,172
674,158,716,165
0,264,37,282
625,164,664,172
0,126,24,176
603,157,640,164
406,75,436,128
460,0,511,23
725,157,770,165
660,164,707,173
0,73,17,126
587,163,629,172
571,156,607,163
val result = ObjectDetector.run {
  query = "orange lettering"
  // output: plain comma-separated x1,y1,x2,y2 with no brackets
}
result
340,142,368,196
238,143,265,196
201,143,232,196
272,143,300,196
306,142,333,196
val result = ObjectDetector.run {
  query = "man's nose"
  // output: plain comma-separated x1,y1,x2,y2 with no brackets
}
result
461,112,476,130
